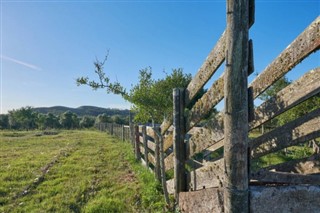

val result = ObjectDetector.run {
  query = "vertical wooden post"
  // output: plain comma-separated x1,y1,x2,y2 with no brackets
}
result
224,0,249,212
142,125,149,167
154,127,161,182
110,123,114,136
155,126,170,206
173,88,186,203
129,112,134,146
122,125,125,141
129,120,135,147
134,125,141,160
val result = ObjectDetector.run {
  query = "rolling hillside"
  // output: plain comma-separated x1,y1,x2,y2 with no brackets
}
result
34,106,130,117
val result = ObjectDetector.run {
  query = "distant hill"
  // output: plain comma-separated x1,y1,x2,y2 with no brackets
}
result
34,106,130,117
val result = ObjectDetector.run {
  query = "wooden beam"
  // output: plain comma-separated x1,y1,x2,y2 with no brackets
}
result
188,159,224,191
185,31,226,106
173,88,187,200
154,126,171,206
187,115,224,158
147,140,156,152
249,16,320,99
250,68,320,130
252,153,320,174
160,118,172,135
121,125,125,141
134,125,141,160
224,0,249,212
142,125,149,167
250,108,320,159
153,127,161,182
186,76,224,130
146,126,155,138
199,68,320,159
251,170,320,185
163,129,174,152
164,153,174,171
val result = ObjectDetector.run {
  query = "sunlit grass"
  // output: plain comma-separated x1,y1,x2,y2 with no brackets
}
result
0,130,165,212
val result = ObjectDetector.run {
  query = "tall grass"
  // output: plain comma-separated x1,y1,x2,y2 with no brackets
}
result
0,130,165,212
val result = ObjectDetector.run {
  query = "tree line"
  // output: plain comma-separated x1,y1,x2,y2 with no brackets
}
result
0,106,129,130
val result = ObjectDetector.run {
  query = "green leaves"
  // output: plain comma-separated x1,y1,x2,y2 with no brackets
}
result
129,67,191,123
77,53,192,123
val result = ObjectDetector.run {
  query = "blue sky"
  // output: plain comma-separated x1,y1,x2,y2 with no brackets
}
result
0,0,319,114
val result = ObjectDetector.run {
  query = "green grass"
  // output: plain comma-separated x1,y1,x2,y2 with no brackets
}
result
0,130,165,212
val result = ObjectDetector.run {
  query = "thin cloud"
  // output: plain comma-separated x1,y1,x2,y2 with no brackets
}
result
0,55,42,71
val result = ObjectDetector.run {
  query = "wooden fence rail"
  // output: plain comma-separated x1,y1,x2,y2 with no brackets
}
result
97,13,320,213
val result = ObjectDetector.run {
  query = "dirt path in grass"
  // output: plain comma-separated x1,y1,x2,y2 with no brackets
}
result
8,145,78,210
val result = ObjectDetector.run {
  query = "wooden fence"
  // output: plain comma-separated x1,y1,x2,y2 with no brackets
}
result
97,122,131,142
98,4,320,212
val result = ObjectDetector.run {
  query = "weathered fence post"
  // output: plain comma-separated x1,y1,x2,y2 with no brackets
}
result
110,123,114,136
142,125,149,167
154,126,161,182
154,126,170,206
134,125,141,160
173,88,187,203
129,119,135,147
121,125,125,141
224,0,249,212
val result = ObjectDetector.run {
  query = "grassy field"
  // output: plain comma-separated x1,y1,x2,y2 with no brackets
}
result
0,130,165,213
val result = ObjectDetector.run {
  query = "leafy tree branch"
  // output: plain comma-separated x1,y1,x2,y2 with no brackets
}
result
76,53,192,123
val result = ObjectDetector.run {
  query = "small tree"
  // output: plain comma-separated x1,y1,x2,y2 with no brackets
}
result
77,54,192,124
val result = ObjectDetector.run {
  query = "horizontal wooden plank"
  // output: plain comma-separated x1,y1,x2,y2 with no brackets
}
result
164,153,174,171
139,146,156,166
201,68,319,156
139,135,143,143
250,185,320,213
148,152,156,166
139,136,156,152
140,158,154,173
186,76,224,130
253,153,320,174
203,140,224,159
166,179,174,195
187,114,224,158
160,118,172,135
188,159,224,191
249,16,320,99
179,188,224,213
163,129,174,152
146,126,155,138
250,108,320,159
185,31,226,106
251,170,320,185
250,68,320,129
147,140,156,152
